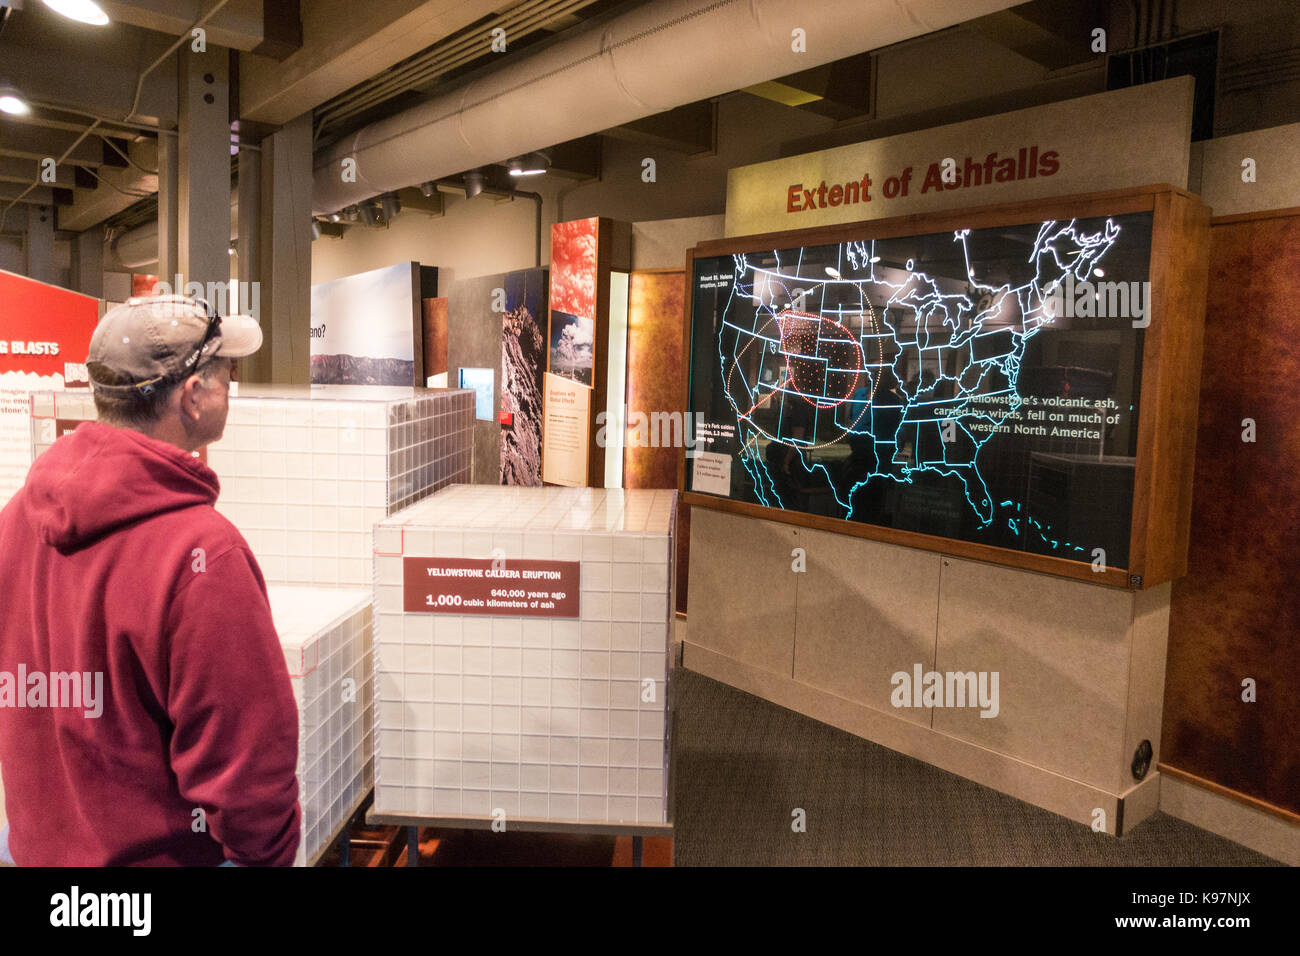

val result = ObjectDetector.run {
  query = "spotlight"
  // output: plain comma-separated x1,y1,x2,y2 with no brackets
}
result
463,169,485,199
359,202,380,226
380,193,401,221
507,151,550,177
1093,267,1105,278
343,205,360,222
328,212,341,223
310,220,322,241
0,84,30,116
228,243,236,256
42,0,110,25
419,182,436,198
824,266,841,280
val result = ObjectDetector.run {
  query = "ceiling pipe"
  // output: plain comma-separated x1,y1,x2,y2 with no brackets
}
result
108,192,240,272
311,0,1020,215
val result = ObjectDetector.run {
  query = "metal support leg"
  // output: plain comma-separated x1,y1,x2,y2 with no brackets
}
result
632,835,643,868
407,826,420,867
339,829,351,868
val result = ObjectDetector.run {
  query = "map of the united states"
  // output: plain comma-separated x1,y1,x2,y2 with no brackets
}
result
715,218,1122,536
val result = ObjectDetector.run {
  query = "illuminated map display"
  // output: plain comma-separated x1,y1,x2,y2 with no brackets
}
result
687,212,1153,567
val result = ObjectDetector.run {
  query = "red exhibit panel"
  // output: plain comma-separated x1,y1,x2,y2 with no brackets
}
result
0,269,98,388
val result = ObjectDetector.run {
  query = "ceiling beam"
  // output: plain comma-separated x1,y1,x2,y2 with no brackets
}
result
0,156,78,188
743,52,875,121
239,0,504,125
0,183,73,206
0,122,108,167
97,0,267,52
603,102,716,156
0,14,179,126
252,0,303,61
968,0,1099,70
59,140,160,232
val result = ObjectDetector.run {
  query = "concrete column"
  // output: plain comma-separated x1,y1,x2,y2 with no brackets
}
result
248,113,312,384
26,204,56,285
176,46,230,294
157,132,179,284
72,226,104,298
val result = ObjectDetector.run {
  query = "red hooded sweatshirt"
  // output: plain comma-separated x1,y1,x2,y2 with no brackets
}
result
0,421,300,866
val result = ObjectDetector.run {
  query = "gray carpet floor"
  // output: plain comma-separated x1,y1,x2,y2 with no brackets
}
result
670,668,1283,866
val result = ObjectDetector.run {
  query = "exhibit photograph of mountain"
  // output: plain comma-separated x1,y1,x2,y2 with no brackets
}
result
309,354,416,385
309,261,432,386
500,268,548,486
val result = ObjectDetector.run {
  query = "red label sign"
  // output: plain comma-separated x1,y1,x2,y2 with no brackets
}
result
403,557,581,617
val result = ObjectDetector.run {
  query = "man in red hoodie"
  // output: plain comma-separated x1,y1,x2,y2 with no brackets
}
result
0,294,301,866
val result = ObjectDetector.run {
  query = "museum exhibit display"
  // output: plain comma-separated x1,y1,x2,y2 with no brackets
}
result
0,269,99,510
4,0,1298,875
309,263,438,387
684,185,1209,590
267,586,374,867
368,485,676,831
499,268,549,487
445,267,549,487
24,385,474,864
542,218,631,488
31,386,475,588
680,184,1212,834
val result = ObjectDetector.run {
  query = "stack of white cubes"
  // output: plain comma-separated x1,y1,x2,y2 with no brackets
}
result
29,385,475,863
371,485,676,829
268,586,373,866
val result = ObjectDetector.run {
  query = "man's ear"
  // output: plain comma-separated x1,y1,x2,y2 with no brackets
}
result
177,375,204,421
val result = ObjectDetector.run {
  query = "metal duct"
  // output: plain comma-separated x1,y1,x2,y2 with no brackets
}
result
109,219,160,271
109,194,240,272
312,0,1020,215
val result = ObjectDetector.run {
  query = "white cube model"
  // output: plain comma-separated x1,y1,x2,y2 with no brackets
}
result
268,586,374,867
29,386,475,590
371,485,677,828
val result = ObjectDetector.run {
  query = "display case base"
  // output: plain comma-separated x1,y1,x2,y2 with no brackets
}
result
682,640,1160,837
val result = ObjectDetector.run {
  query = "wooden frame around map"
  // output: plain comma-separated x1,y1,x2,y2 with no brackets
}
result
677,183,1211,590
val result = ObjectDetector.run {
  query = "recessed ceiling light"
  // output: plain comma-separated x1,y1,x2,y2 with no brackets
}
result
824,266,841,279
42,0,110,25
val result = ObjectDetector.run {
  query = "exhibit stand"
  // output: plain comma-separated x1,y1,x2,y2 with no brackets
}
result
268,586,373,867
679,184,1210,835
366,485,676,860
27,385,476,864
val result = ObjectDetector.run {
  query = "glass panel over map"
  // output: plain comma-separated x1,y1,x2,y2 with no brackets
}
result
688,212,1152,568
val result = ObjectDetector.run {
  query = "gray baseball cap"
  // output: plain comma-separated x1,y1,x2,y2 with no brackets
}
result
87,294,262,394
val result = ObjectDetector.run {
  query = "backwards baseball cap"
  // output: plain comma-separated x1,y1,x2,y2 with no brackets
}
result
87,294,263,395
